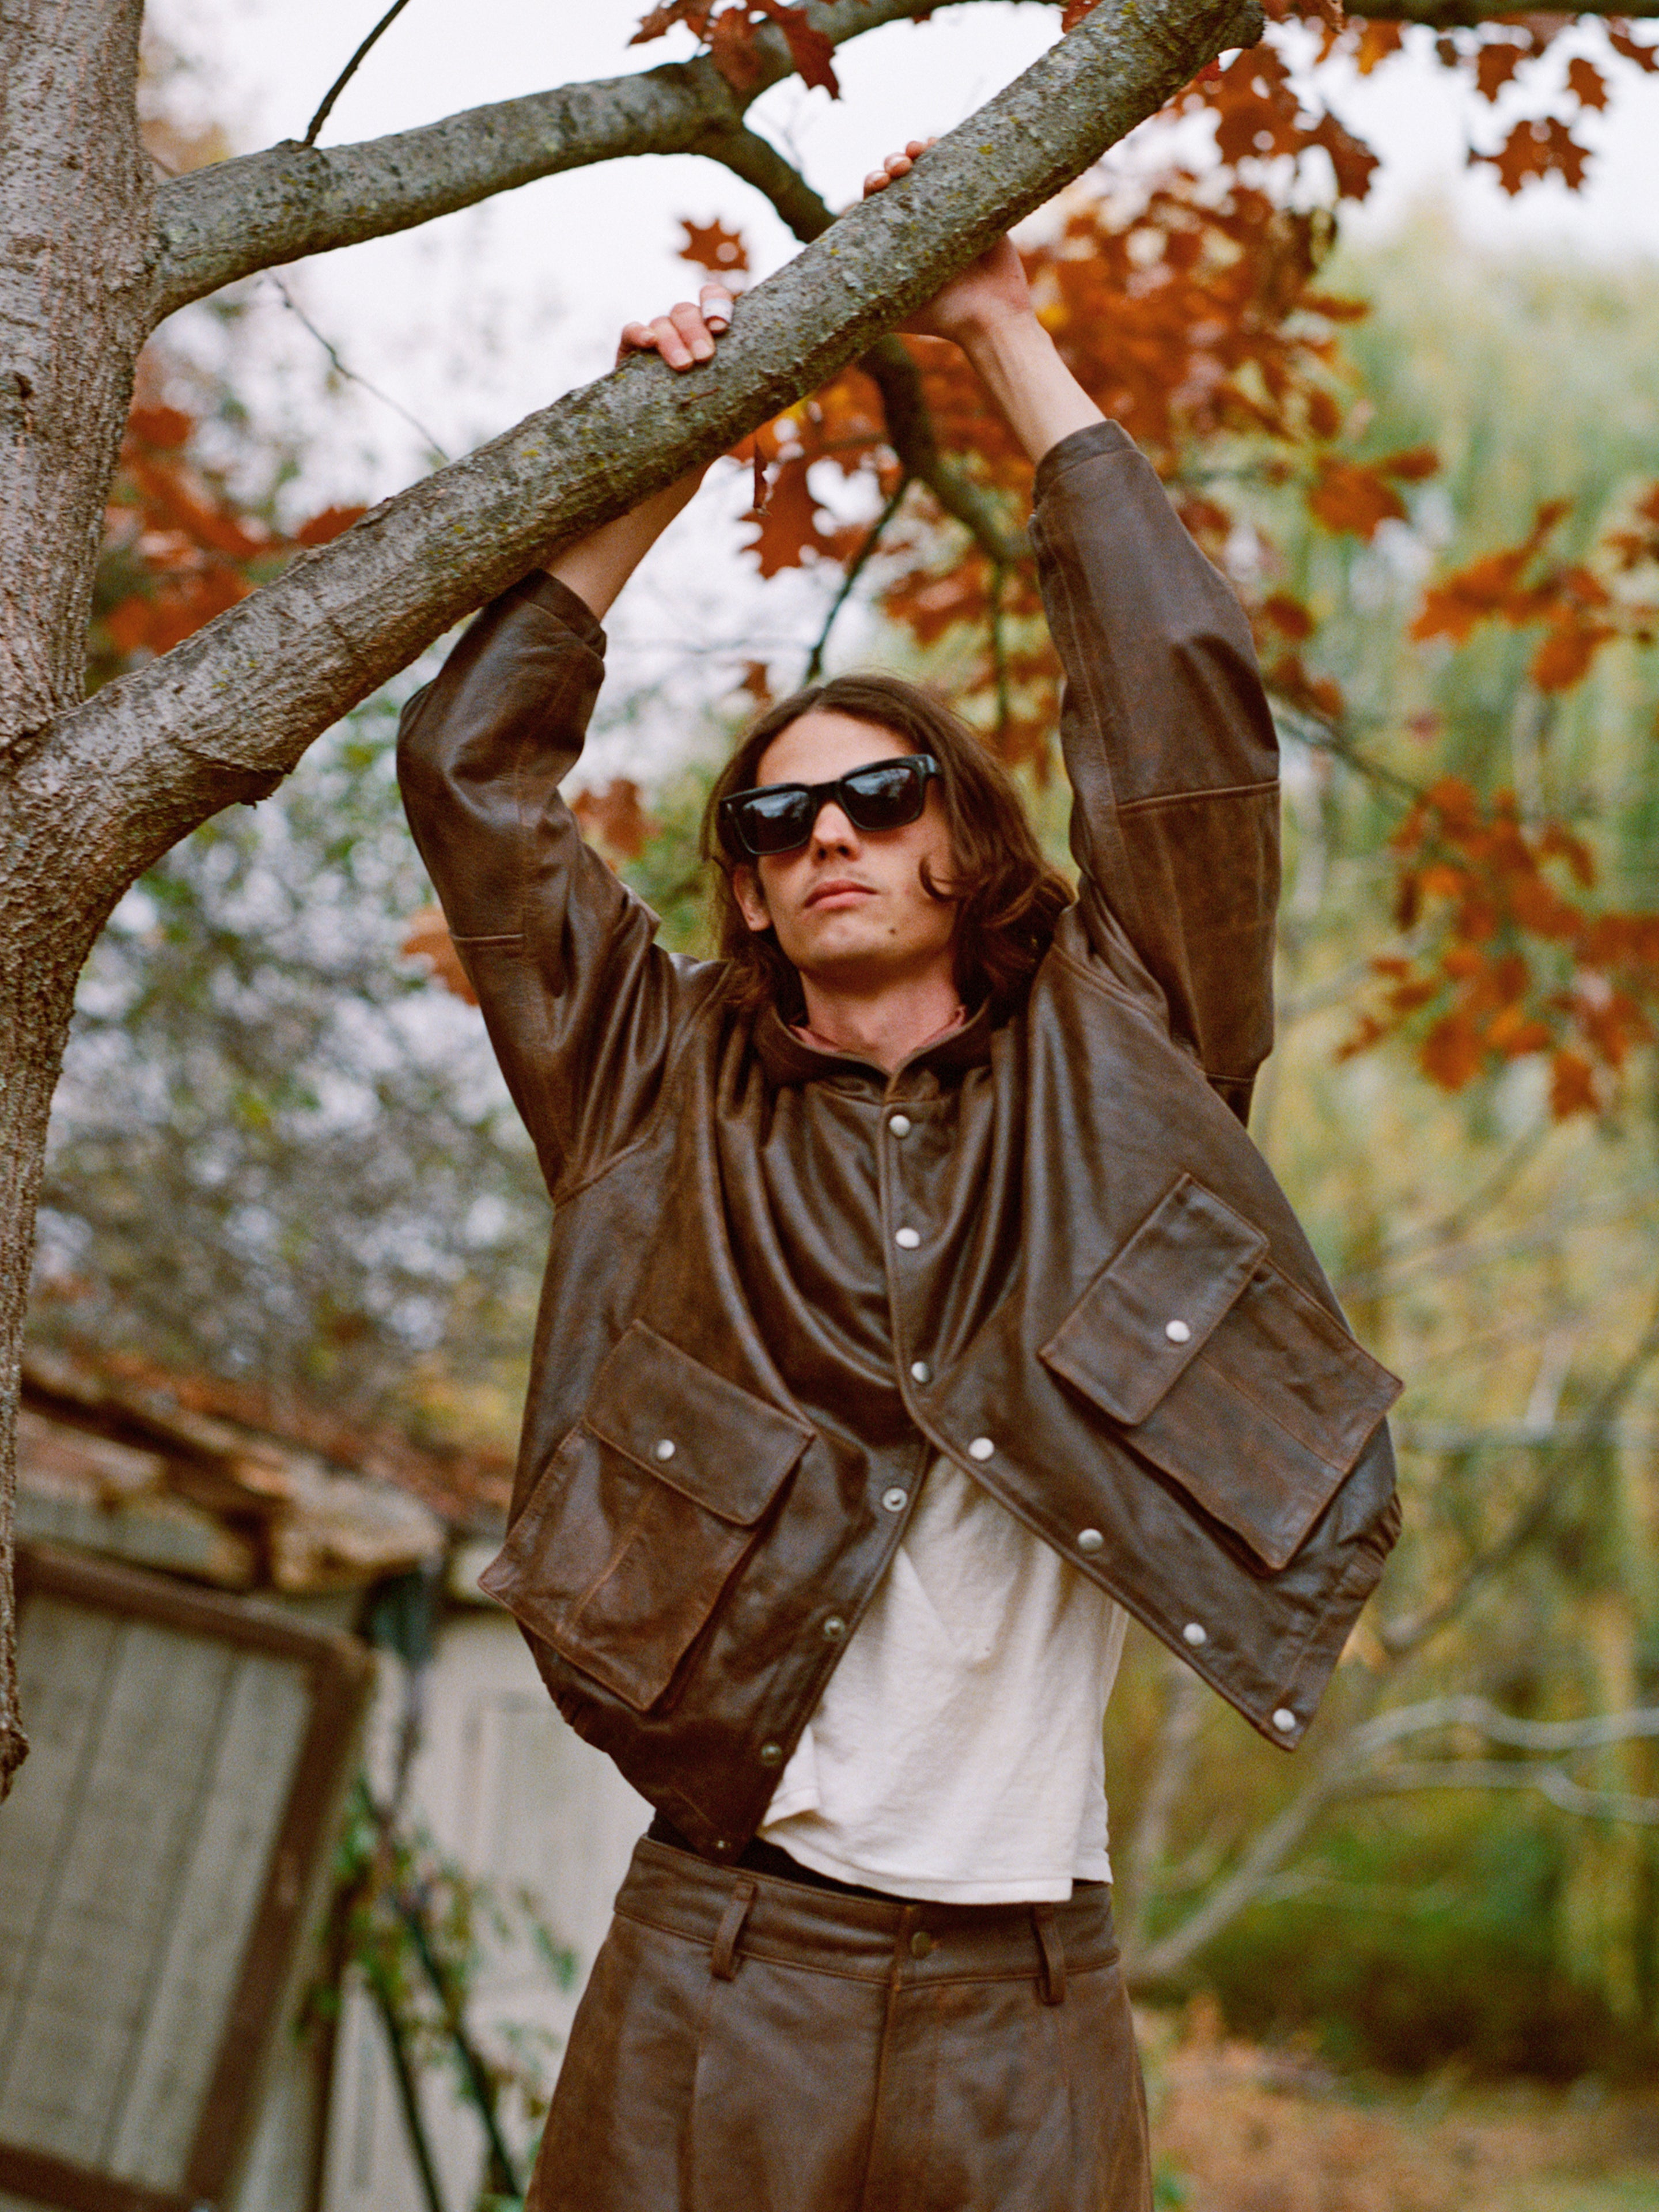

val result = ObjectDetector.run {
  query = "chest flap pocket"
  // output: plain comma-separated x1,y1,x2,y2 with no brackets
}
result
1040,1175,1402,1571
479,1321,813,1711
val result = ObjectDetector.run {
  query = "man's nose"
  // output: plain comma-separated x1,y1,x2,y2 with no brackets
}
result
808,801,859,854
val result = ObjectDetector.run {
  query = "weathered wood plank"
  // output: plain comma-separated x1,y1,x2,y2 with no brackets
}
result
108,1650,309,2186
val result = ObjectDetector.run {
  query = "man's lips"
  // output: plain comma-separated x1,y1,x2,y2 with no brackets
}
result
804,879,877,910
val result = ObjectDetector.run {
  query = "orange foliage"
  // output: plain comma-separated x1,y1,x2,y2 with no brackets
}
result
1342,781,1659,1115
631,0,840,95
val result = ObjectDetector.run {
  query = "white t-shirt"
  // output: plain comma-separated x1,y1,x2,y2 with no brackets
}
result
760,1455,1128,1903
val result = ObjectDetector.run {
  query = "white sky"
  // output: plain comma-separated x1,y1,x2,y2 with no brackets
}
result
150,0,1659,780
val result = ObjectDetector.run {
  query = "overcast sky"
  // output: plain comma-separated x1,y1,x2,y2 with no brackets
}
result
149,0,1659,779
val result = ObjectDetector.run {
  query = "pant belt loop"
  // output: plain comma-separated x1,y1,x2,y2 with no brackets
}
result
710,1877,759,1982
1031,1903,1067,2006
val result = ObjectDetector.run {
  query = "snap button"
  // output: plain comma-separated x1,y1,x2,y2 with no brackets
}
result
1077,1527,1104,1554
894,1226,921,1250
1183,1622,1207,1647
654,1438,676,1461
968,1436,994,1461
759,1741,784,1767
1272,1708,1297,1734
1165,1319,1192,1344
910,1929,934,1959
712,1839,730,1853
888,1112,912,1138
881,1486,909,1513
823,1615,847,1641
910,1359,931,1384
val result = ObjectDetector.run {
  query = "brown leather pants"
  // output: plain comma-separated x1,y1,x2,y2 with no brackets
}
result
528,1836,1152,2212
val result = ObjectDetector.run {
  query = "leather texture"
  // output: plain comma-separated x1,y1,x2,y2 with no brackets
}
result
397,419,1404,1863
528,1837,1152,2212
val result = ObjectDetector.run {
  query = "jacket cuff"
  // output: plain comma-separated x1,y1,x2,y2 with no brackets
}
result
1031,418,1135,506
517,568,609,656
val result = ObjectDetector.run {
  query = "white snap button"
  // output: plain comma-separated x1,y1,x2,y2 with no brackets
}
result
910,1359,931,1384
968,1436,994,1461
1272,1707,1297,1733
823,1615,847,1641
1077,1528,1104,1554
654,1438,676,1461
894,1226,921,1250
881,1486,908,1513
888,1113,912,1138
1183,1622,1207,1647
1165,1319,1192,1344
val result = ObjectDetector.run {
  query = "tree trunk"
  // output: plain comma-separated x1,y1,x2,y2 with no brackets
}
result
0,0,153,1787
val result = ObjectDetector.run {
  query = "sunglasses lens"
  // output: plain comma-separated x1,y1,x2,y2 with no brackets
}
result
737,787,813,855
842,761,925,831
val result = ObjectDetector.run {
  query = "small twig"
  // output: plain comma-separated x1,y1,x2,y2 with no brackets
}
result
1271,699,1425,801
304,0,418,147
399,1891,522,2198
266,273,451,461
1350,1761,1659,1826
804,473,911,683
365,1960,449,2212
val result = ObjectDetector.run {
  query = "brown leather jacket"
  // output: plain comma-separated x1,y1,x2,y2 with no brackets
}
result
398,420,1402,1865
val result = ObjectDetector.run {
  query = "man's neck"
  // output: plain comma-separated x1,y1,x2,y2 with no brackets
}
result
794,972,965,1077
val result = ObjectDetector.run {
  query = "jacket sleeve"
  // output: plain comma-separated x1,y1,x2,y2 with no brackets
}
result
1029,419,1281,1124
396,570,691,1195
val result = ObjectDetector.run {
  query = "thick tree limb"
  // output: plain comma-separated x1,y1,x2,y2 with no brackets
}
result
45,0,1262,902
148,0,961,327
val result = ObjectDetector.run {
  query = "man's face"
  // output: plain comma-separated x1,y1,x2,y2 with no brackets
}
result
733,711,959,997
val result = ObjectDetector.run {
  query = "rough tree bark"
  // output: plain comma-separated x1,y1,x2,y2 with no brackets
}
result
0,0,1267,1792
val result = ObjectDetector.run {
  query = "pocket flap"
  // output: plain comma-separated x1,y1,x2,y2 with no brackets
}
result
1041,1175,1268,1427
584,1321,812,1527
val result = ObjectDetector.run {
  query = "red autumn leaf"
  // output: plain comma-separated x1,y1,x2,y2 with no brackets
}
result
630,1,713,41
1472,116,1592,196
706,6,766,87
679,218,749,275
127,404,195,450
1353,21,1405,72
293,505,367,547
1061,0,1103,24
1308,459,1407,539
1538,821,1596,888
1307,112,1380,202
105,567,249,656
403,906,479,1006
1421,1012,1485,1090
1608,24,1659,73
1531,617,1618,692
1549,1047,1599,1118
1379,444,1439,482
572,778,658,862
1473,39,1528,101
1412,502,1569,643
1566,55,1610,109
737,660,773,706
753,0,839,94
741,456,856,577
1261,592,1314,641
1305,388,1343,440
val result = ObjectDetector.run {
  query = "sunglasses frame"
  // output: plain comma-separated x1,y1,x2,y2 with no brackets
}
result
718,753,941,860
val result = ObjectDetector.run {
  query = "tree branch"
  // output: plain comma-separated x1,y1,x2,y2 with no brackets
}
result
50,0,1262,902
1350,1761,1659,1823
703,125,1029,564
148,0,969,327
303,0,418,148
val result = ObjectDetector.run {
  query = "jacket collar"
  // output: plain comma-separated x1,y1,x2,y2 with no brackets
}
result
752,997,995,1092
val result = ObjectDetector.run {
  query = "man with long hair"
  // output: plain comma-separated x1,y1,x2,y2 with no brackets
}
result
399,143,1400,2212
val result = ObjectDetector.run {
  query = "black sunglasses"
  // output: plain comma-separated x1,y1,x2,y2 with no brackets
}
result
718,754,941,859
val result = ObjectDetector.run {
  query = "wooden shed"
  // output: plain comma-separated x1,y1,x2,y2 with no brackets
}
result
0,1352,646,2212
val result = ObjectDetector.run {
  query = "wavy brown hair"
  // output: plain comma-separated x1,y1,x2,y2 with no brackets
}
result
700,674,1073,1025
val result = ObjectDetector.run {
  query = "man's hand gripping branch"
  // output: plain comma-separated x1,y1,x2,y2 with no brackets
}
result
547,142,1104,622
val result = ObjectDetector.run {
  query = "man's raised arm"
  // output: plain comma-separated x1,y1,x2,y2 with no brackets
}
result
884,141,1280,1124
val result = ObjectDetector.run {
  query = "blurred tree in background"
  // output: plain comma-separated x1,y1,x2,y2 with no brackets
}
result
30,2,1659,2079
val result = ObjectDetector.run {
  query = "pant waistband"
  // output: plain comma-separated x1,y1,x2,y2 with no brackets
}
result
613,1836,1120,1998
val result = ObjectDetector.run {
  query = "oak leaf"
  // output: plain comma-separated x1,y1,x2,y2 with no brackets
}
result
679,218,750,275
403,907,479,1006
293,505,368,547
753,0,840,93
1308,459,1407,539
1566,56,1610,109
1473,117,1591,196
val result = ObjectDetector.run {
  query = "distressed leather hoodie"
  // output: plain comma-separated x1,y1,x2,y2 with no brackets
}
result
397,419,1403,1864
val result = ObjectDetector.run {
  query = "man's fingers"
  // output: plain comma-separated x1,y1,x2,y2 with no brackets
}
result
863,138,936,198
618,290,735,371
